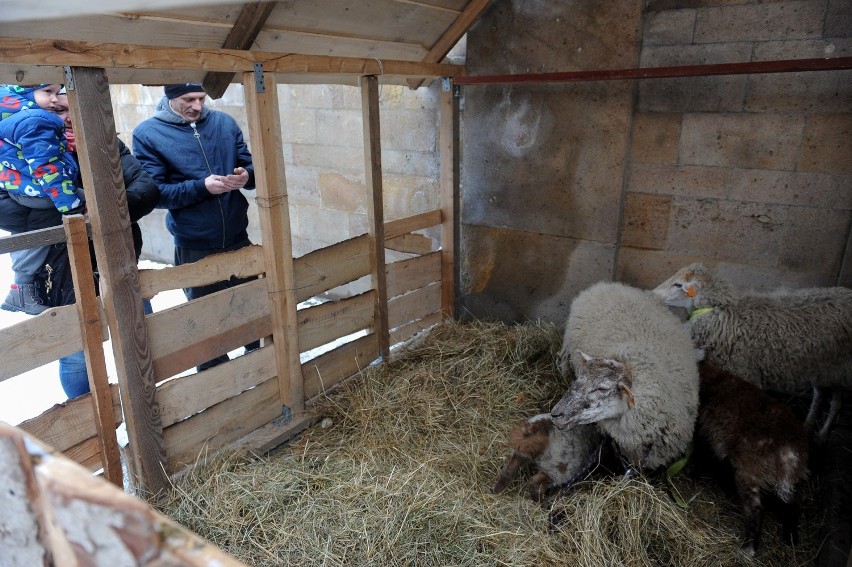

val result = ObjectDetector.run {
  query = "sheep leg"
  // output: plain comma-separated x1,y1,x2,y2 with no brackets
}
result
817,389,843,441
779,492,802,547
493,452,525,494
527,471,553,502
736,478,763,557
804,386,826,430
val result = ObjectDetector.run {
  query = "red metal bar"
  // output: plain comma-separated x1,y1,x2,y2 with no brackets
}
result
455,56,852,85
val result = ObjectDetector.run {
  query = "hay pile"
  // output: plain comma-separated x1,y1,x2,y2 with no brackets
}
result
155,320,820,566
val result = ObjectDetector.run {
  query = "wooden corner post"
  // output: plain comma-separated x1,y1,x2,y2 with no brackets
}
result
242,70,304,418
361,75,390,358
439,80,459,319
66,66,167,494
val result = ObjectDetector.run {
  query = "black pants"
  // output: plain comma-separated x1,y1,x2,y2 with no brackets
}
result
175,239,261,371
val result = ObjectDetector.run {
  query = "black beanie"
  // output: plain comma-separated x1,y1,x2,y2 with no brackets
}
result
164,83,205,99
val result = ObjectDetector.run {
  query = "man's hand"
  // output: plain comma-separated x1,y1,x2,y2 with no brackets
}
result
205,168,249,195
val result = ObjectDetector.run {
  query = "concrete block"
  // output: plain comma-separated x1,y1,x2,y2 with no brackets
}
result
381,150,439,178
680,113,804,169
297,205,351,246
825,0,852,38
291,143,364,174
779,207,852,274
646,0,736,10
746,70,852,113
620,193,672,250
641,43,752,66
287,84,334,109
382,174,439,219
694,1,824,43
280,107,317,144
319,172,367,214
628,163,728,199
284,166,322,208
380,109,437,153
728,169,852,209
630,112,681,164
638,76,748,113
643,9,696,45
402,83,440,110
616,248,705,291
753,38,852,60
666,196,788,266
316,109,363,148
715,261,839,291
797,113,852,175
458,224,615,324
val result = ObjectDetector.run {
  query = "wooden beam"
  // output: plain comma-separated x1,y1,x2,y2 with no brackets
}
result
408,0,492,89
439,84,459,318
203,1,276,99
63,215,122,488
66,67,167,495
361,75,390,359
0,38,465,79
243,71,305,417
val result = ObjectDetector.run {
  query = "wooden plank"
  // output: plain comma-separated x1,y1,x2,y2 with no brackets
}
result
203,2,277,99
386,251,441,299
164,378,282,472
157,343,277,429
0,225,68,254
361,75,390,359
408,0,492,88
385,232,434,255
384,209,442,239
439,85,459,318
302,333,380,401
0,305,83,382
66,66,167,494
63,436,104,473
388,282,442,330
244,71,304,415
17,383,122,453
293,234,371,303
63,215,122,488
137,245,265,300
229,414,313,456
297,291,375,353
390,310,442,346
147,278,271,380
0,38,465,78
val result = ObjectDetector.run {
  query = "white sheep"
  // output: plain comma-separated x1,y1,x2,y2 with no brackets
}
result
551,282,700,472
492,413,603,501
696,359,809,557
652,263,852,439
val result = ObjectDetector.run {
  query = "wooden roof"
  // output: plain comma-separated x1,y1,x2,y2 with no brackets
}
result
0,0,487,95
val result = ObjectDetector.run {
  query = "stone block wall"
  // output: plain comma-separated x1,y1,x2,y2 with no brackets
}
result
110,81,443,267
459,0,851,323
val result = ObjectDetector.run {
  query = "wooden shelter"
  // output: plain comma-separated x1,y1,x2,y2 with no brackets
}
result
0,0,486,495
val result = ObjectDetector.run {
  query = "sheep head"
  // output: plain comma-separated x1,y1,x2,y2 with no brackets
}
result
652,263,715,311
550,352,635,429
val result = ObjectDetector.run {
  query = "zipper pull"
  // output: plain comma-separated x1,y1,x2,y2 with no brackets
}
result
190,121,200,139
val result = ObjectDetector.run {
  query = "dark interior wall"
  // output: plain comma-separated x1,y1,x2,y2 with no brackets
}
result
459,0,852,324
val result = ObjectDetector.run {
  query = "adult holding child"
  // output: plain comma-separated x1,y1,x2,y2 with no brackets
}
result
132,83,259,371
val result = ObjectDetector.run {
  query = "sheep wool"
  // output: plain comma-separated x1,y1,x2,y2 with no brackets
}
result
551,282,700,471
653,263,852,437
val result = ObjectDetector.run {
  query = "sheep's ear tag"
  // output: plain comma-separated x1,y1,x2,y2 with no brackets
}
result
621,385,636,408
684,283,696,298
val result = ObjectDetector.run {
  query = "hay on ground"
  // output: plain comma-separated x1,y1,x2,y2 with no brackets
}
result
154,320,821,566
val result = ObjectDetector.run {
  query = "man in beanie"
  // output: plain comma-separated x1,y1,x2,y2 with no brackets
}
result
132,83,259,371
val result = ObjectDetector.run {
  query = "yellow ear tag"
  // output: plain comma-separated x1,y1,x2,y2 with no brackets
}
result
685,285,696,298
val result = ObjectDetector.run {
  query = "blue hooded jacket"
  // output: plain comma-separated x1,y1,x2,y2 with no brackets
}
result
132,97,255,250
0,84,81,213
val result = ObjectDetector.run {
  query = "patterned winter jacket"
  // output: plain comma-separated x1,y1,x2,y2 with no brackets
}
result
0,84,81,213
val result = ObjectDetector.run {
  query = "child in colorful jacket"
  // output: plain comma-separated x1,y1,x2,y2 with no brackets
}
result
0,83,81,314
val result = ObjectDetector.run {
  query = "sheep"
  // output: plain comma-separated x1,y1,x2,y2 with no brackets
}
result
551,282,700,472
492,413,603,501
696,359,809,557
652,262,852,439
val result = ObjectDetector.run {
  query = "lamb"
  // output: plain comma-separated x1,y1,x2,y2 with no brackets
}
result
492,413,603,501
696,359,809,557
551,282,699,472
652,262,852,438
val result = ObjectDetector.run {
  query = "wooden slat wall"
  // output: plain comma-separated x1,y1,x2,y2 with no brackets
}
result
0,305,84,382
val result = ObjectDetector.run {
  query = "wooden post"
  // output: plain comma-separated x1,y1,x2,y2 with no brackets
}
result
361,75,390,358
66,67,167,494
439,81,459,319
242,71,304,418
63,215,123,487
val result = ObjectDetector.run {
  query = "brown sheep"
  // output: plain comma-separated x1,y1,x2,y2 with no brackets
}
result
697,360,809,557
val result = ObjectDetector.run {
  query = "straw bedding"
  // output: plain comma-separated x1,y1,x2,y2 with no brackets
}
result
155,320,821,566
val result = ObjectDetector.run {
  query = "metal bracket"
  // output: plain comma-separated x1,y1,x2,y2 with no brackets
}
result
254,62,266,93
63,66,75,91
441,76,452,92
280,404,292,423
